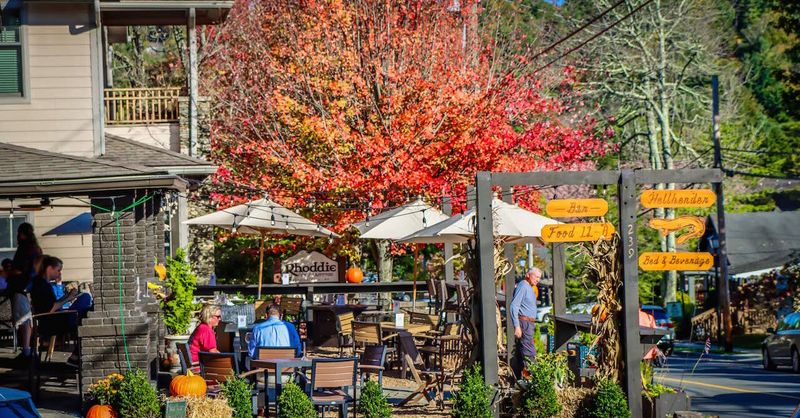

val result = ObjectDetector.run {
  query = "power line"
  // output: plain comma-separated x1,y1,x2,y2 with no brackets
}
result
529,0,627,63
723,169,800,181
533,0,656,74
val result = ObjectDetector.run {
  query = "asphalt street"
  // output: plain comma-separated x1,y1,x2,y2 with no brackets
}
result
654,350,800,418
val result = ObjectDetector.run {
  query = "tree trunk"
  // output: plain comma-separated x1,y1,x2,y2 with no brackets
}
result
376,240,393,282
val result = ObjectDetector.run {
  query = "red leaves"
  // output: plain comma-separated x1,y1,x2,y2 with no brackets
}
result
202,0,610,230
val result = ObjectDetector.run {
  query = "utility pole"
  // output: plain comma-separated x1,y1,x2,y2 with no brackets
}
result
712,75,733,352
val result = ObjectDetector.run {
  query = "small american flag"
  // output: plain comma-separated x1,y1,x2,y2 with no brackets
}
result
704,336,711,354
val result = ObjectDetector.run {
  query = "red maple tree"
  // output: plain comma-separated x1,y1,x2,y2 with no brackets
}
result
203,0,610,230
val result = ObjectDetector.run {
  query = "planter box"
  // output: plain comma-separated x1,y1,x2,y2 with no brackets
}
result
643,392,691,418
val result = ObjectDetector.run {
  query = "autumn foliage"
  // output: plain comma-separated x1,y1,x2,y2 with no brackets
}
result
203,0,610,229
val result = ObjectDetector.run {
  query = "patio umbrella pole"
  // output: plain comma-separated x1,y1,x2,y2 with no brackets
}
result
412,244,419,311
258,232,265,300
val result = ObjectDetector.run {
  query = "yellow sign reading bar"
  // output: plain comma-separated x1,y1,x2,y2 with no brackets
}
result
541,222,615,243
546,199,609,218
640,189,716,208
638,252,714,271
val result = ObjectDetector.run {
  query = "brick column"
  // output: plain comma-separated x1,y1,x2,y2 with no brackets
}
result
79,193,166,397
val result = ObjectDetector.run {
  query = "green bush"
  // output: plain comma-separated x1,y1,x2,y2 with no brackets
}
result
358,380,391,418
116,369,160,418
277,381,315,418
452,363,493,418
590,379,630,418
519,356,563,418
221,377,253,418
534,323,545,355
162,248,197,335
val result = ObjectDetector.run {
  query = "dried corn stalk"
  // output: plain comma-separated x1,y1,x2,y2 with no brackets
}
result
582,233,623,382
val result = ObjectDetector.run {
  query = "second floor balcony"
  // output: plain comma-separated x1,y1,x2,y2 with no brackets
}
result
104,87,183,125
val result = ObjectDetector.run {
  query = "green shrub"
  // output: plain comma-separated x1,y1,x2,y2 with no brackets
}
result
519,355,564,418
116,369,160,418
277,381,315,418
358,380,391,418
590,379,630,418
534,323,545,355
452,363,493,418
221,377,253,418
162,248,197,335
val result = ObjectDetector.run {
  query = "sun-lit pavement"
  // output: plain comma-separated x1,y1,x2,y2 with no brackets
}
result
655,346,800,418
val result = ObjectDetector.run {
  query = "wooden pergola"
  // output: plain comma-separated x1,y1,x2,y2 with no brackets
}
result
473,168,729,417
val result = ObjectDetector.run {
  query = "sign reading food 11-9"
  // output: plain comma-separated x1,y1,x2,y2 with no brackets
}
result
541,198,614,243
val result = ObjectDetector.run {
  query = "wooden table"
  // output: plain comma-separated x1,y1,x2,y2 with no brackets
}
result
380,322,432,336
251,357,313,417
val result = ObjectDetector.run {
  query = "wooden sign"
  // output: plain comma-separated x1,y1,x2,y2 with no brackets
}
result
541,222,615,243
546,199,609,218
638,252,714,271
640,189,715,208
648,215,706,245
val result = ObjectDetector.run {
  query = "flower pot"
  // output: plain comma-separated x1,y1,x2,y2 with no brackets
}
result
164,334,191,372
643,391,691,418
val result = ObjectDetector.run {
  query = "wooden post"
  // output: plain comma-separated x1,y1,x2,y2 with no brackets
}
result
712,75,734,352
551,243,567,351
258,233,265,300
619,169,642,418
475,172,499,416
187,8,198,157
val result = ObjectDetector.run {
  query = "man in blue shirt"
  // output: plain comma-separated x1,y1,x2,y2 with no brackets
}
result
510,268,540,378
248,305,302,358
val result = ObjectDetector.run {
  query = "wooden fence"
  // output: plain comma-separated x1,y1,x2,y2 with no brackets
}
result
104,87,182,125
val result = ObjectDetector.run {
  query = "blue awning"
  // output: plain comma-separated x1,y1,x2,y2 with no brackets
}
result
43,212,93,236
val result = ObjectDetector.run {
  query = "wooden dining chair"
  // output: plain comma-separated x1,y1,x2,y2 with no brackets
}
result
396,332,437,407
280,297,303,320
425,279,439,314
336,312,354,356
309,357,358,418
358,345,387,388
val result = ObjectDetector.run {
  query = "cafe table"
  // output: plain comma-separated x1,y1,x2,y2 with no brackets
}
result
250,357,313,417
380,321,432,335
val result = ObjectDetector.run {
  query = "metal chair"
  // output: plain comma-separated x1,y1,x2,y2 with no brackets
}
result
358,345,387,388
309,357,358,418
177,342,198,374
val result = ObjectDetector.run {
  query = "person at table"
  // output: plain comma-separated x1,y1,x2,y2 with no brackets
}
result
8,223,42,360
0,258,12,293
30,256,94,366
510,267,541,378
248,304,302,358
189,304,221,363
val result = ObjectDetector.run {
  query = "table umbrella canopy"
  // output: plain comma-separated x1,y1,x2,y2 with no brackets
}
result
184,198,338,238
352,198,449,240
184,198,338,299
400,198,560,244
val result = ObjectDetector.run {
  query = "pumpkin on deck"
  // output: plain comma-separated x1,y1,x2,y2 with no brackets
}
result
170,370,207,397
86,404,117,418
345,267,363,283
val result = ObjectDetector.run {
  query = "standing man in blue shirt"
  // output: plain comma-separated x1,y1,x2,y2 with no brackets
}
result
510,268,540,378
248,305,302,358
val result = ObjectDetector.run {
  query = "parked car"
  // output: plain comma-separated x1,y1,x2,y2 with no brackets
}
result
762,311,800,372
641,304,675,356
567,302,596,315
537,304,553,323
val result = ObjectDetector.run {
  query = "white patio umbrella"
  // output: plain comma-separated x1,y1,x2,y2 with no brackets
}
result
185,198,338,298
352,198,449,308
400,198,560,244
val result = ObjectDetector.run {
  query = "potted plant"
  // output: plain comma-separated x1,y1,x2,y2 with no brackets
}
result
221,376,254,418
358,380,391,418
160,248,198,365
641,360,690,418
116,369,161,418
87,373,123,418
276,381,315,418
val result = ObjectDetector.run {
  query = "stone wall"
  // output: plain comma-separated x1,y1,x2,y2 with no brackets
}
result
78,193,165,397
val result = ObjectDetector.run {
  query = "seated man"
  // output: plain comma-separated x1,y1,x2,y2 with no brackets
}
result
248,304,302,358
0,258,12,292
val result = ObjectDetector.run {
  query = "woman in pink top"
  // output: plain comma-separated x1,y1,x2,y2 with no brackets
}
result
189,304,221,363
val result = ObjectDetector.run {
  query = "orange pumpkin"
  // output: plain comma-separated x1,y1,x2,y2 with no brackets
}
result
345,267,363,283
591,304,609,322
169,370,207,397
86,404,117,418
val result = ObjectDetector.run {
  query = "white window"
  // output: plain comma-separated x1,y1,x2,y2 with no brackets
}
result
0,213,31,254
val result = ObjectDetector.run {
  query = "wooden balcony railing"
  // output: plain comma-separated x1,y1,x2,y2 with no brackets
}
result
104,87,182,125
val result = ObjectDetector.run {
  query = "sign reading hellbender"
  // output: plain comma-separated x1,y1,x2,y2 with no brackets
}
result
281,251,339,283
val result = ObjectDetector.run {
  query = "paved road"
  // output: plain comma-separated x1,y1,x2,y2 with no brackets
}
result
655,350,800,418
